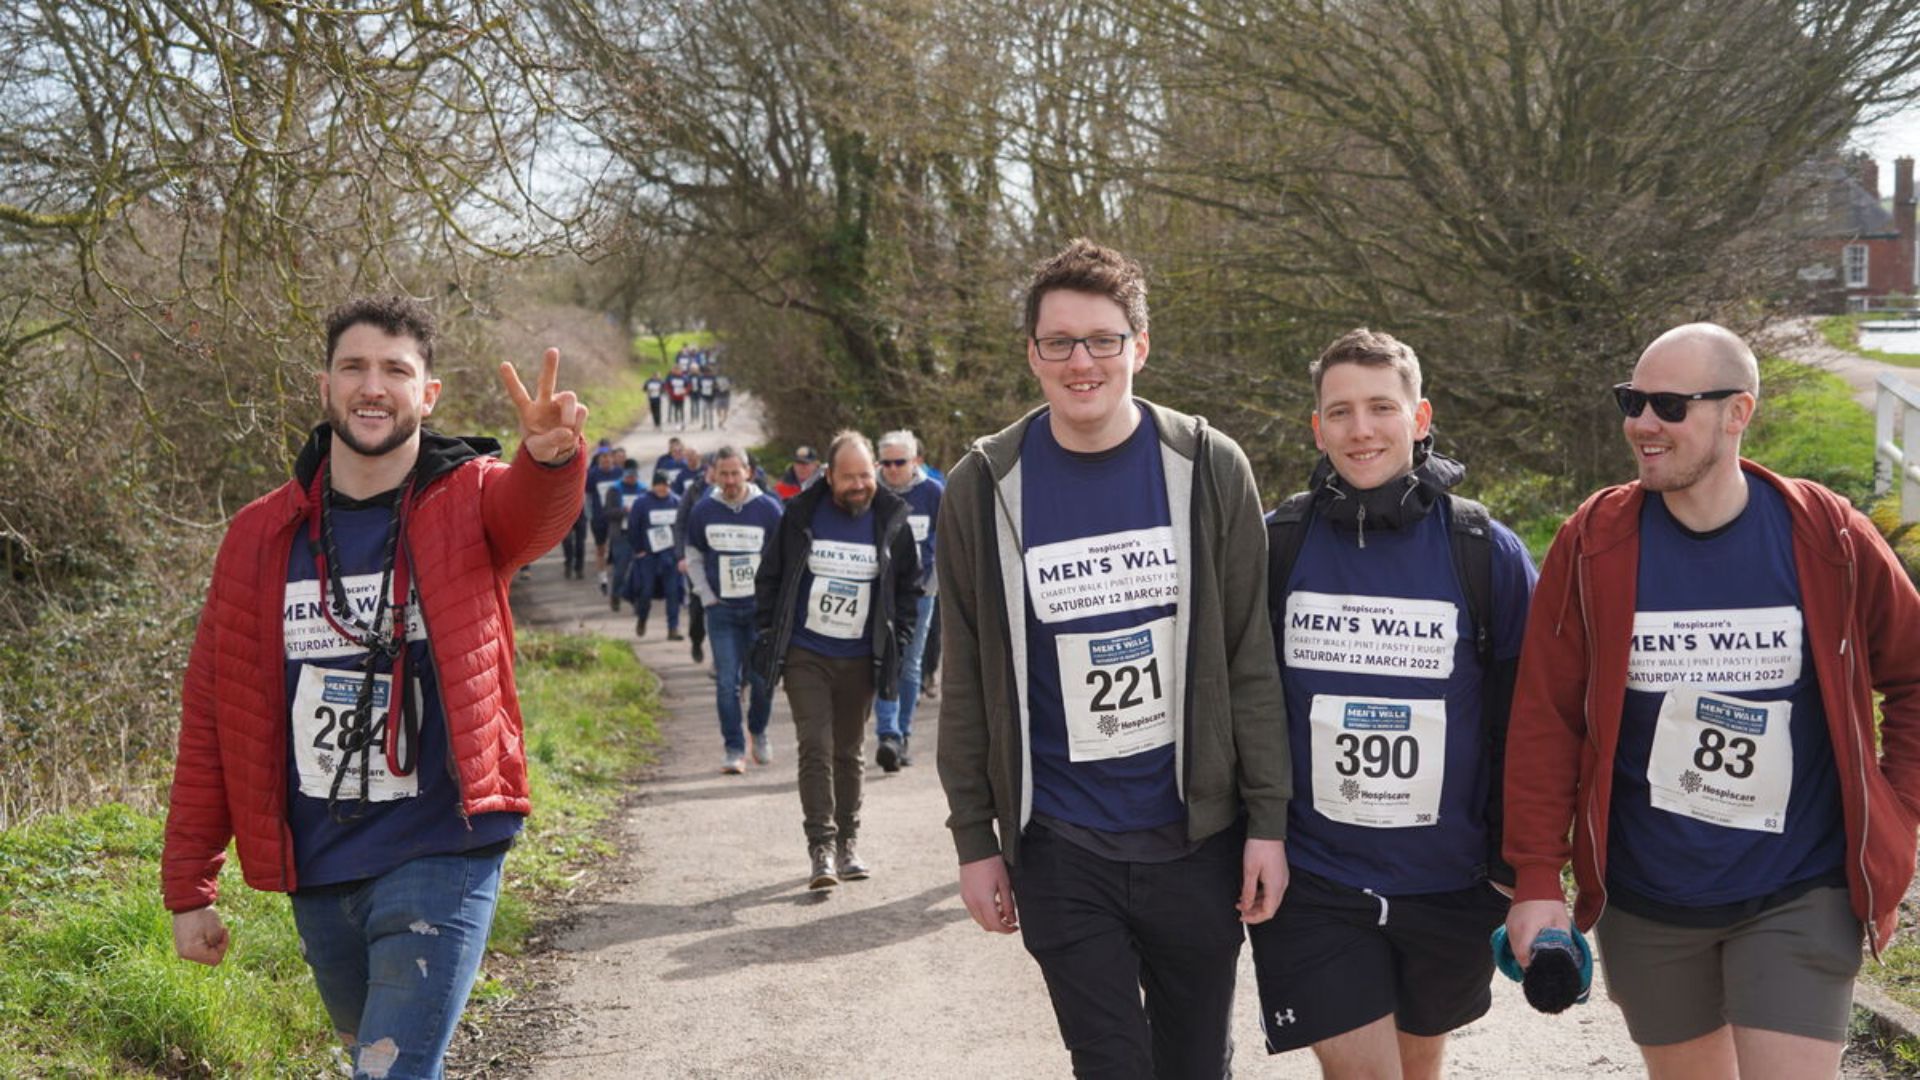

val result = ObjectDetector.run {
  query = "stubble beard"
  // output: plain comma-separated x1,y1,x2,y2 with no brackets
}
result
328,398,419,459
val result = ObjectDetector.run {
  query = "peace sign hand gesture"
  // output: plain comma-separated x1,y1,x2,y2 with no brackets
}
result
499,348,588,464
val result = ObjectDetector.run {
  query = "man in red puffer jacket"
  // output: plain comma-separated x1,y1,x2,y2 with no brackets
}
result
161,295,586,1080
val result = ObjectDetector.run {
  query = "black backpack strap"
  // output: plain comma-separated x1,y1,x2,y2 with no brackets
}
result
1265,492,1316,631
1445,494,1516,886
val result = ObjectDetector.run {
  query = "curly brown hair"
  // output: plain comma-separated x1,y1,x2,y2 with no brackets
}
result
323,295,438,372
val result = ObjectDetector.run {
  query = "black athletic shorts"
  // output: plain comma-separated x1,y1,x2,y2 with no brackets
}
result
1248,866,1508,1053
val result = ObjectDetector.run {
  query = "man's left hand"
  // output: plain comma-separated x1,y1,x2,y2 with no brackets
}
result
500,347,588,464
1237,837,1289,924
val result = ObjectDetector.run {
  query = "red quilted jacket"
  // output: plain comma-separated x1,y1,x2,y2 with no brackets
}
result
161,427,586,913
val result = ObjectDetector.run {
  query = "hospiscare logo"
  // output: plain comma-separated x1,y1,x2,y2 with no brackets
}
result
1097,715,1120,737
1679,769,1703,795
1341,778,1361,802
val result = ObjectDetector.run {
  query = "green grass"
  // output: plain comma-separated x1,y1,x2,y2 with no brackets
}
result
1816,313,1920,368
0,629,658,1076
1745,358,1877,506
631,330,716,371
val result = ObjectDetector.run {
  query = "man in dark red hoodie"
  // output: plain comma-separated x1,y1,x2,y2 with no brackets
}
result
1504,322,1920,1079
161,296,587,1080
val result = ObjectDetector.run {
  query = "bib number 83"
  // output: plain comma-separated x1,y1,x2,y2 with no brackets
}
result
1334,733,1419,780
1085,658,1162,712
1693,727,1756,779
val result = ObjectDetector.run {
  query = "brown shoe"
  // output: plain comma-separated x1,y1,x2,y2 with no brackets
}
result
808,844,838,889
836,838,870,881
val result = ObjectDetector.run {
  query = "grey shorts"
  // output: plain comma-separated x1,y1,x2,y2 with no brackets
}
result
1595,886,1863,1045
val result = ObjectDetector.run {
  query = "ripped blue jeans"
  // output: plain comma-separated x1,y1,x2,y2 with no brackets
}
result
289,849,506,1080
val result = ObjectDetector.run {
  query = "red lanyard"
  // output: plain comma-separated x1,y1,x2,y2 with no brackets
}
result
304,462,420,806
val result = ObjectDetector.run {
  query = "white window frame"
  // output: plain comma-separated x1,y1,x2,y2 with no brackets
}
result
1844,243,1870,289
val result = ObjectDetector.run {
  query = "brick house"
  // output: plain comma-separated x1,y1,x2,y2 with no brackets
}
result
1798,155,1917,310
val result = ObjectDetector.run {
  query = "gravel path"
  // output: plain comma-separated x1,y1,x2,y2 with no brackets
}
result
500,391,1893,1078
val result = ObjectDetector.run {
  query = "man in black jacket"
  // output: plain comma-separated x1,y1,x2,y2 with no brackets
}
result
753,430,922,888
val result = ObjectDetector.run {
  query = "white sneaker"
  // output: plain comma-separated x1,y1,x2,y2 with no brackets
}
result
722,754,746,775
750,734,773,766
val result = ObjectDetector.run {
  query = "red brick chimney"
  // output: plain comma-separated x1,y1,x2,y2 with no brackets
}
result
1861,154,1882,197
1896,157,1916,292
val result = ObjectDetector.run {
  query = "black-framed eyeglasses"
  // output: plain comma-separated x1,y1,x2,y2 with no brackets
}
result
1611,383,1745,423
878,458,910,468
1032,333,1132,362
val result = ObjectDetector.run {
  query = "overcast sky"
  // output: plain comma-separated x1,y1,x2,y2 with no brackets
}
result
1857,103,1920,169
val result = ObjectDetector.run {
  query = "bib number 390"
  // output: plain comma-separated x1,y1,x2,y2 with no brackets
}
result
1333,732,1420,780
1309,694,1445,829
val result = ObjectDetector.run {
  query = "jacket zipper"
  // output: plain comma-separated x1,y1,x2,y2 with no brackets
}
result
404,483,468,823
1841,536,1877,955
1576,553,1607,922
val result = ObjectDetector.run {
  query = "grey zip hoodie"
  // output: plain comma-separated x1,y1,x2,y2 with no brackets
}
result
934,399,1291,866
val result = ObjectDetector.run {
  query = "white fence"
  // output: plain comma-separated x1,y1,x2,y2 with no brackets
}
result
1876,373,1920,524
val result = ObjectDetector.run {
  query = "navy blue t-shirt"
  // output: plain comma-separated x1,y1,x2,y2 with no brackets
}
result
625,490,682,558
1608,476,1843,907
1279,503,1535,893
790,496,882,658
1022,407,1184,834
283,494,520,889
897,475,943,591
687,488,783,609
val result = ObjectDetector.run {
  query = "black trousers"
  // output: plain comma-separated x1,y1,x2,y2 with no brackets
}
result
561,509,587,571
1009,821,1245,1080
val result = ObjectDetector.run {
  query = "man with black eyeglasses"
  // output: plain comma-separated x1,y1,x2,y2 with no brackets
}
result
937,238,1289,1078
1503,322,1920,1079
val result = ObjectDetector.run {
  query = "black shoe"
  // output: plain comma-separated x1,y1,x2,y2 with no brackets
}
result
898,735,913,767
667,629,684,641
836,838,870,881
808,844,838,890
692,641,705,663
610,593,621,612
876,736,901,773
634,615,647,637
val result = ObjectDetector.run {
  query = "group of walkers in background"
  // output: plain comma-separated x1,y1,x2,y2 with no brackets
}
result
158,235,1920,1080
642,342,730,432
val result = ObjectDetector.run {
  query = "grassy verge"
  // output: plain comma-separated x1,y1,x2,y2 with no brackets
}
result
631,330,716,370
1816,313,1920,368
0,629,658,1077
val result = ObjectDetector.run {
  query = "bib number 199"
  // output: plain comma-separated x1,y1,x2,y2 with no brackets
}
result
1086,657,1161,712
1334,732,1419,780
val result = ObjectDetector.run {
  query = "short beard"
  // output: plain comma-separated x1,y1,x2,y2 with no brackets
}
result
1639,442,1721,493
833,490,872,516
328,401,419,458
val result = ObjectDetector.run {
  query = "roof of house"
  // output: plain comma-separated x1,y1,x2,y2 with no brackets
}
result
1801,162,1900,240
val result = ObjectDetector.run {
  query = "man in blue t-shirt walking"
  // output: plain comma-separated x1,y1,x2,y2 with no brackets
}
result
937,239,1290,1078
685,446,783,774
871,428,942,772
1505,323,1920,1079
1254,328,1537,1078
752,431,922,888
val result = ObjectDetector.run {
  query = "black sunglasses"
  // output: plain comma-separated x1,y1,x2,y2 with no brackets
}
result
1611,383,1744,423
878,458,911,467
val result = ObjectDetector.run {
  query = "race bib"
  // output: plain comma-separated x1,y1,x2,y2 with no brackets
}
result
806,576,871,638
619,492,641,511
283,577,424,662
1308,695,1446,828
1628,607,1803,692
1648,689,1793,833
1025,527,1179,625
908,514,931,543
1283,592,1458,679
1054,616,1176,762
719,553,759,599
595,479,619,503
646,509,677,553
289,665,419,802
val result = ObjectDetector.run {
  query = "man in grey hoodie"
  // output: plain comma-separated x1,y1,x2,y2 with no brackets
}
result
936,239,1291,1078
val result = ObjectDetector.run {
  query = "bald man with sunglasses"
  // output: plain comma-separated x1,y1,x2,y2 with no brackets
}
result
1502,322,1920,1080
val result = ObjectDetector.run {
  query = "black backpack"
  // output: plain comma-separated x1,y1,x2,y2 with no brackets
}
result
1265,490,1516,886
